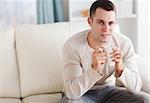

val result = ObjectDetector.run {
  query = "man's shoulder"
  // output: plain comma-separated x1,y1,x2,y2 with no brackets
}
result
112,32,134,51
112,32,131,43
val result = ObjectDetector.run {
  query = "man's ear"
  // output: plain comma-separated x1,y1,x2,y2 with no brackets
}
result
87,17,93,27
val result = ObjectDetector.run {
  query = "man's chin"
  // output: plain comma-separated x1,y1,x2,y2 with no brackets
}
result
101,39,109,43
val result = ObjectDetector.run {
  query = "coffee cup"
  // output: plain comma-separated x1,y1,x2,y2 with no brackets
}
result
103,46,113,63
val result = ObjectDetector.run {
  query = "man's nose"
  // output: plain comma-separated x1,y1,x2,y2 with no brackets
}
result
102,24,110,32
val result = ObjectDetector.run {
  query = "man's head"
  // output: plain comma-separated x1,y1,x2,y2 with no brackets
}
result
89,0,116,19
88,0,117,45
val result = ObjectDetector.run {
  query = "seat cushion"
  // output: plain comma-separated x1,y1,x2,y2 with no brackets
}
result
135,55,150,94
15,22,90,97
0,27,20,97
15,23,67,97
22,93,62,103
0,98,22,103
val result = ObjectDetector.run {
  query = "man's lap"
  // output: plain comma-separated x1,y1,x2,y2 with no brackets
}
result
61,86,148,103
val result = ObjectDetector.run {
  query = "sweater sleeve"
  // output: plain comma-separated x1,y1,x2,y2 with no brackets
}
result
62,43,103,99
116,38,142,92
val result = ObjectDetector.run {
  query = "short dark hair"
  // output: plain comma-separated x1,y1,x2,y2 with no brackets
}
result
90,0,116,18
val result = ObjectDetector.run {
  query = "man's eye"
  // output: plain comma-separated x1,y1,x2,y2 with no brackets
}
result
109,22,114,26
97,21,103,25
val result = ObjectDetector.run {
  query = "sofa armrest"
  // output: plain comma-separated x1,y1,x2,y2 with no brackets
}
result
136,55,150,94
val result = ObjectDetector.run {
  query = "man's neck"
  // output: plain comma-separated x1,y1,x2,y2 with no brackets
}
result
87,31,110,49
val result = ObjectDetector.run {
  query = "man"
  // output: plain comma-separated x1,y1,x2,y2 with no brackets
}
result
61,0,148,102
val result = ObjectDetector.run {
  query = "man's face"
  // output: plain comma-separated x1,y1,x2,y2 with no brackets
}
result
88,8,116,43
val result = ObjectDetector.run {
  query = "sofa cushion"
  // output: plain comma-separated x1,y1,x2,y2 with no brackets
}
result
15,23,67,97
0,27,20,98
15,22,90,97
22,93,62,103
0,98,22,103
136,55,150,94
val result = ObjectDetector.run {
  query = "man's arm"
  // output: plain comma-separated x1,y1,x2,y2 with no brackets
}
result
62,44,103,99
114,39,142,91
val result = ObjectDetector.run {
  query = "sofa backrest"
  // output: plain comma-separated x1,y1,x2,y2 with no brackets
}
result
15,21,90,97
136,55,150,93
0,27,20,98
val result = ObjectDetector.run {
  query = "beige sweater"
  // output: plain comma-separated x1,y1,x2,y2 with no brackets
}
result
62,30,142,99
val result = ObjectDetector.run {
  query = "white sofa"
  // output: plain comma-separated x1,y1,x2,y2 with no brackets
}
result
0,21,149,103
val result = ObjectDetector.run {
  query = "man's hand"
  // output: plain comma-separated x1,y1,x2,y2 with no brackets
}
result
91,47,106,72
112,47,124,77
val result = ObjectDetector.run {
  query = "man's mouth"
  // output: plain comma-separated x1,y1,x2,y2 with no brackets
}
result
101,34,110,37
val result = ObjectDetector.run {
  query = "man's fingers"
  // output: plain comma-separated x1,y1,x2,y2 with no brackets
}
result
94,46,103,53
111,47,122,58
112,59,120,63
96,56,107,60
112,47,120,51
112,52,121,58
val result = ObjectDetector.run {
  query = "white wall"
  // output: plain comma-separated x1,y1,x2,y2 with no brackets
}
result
148,1,150,63
137,0,149,62
148,1,150,64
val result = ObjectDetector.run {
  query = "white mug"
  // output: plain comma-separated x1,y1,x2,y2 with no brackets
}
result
103,46,113,63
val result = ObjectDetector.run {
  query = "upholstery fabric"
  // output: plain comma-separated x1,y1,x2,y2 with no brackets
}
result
15,23,67,97
0,98,22,103
136,55,150,94
0,27,20,97
22,93,62,103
